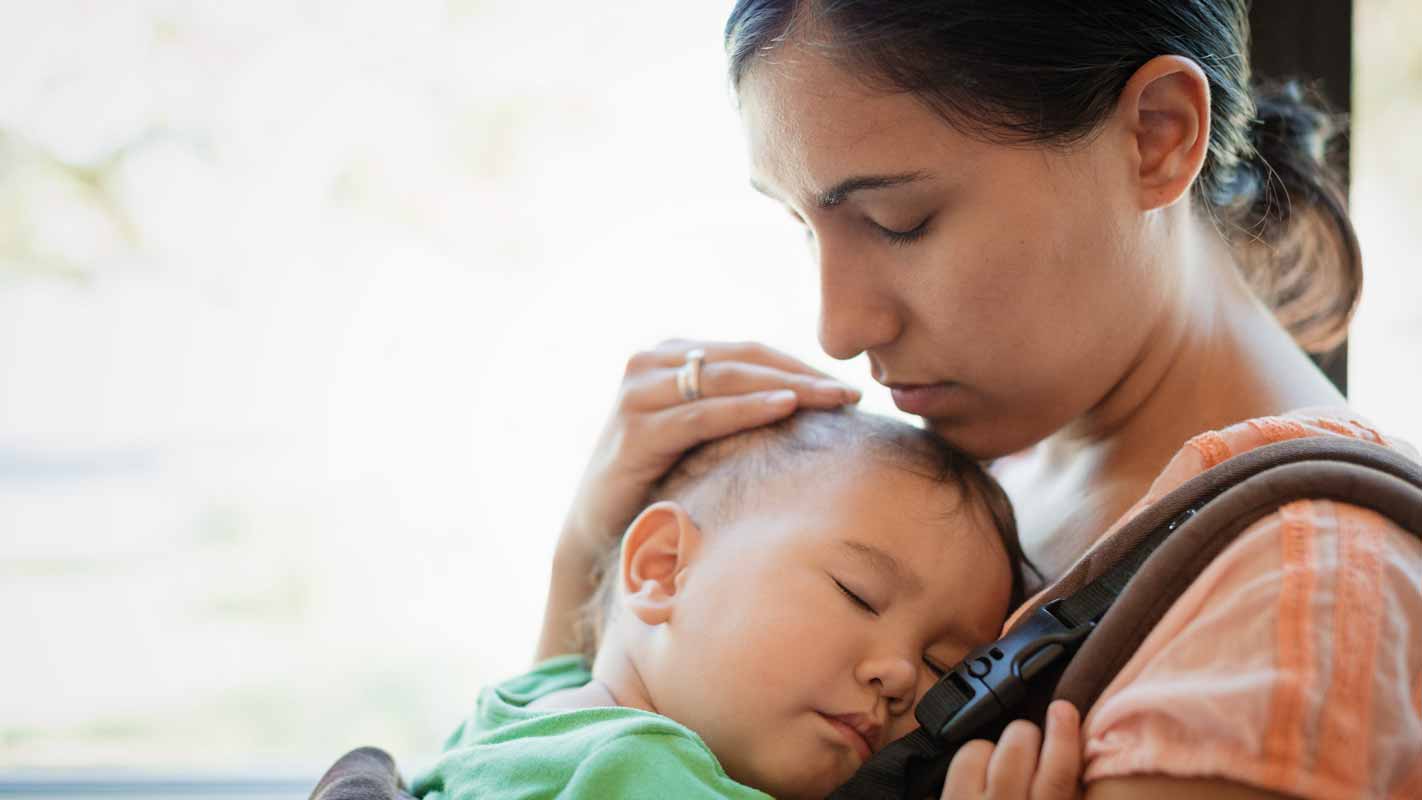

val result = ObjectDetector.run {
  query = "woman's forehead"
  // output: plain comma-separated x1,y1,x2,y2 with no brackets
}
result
738,45,985,204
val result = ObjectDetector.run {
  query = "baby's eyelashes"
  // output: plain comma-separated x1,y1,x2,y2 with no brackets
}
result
833,577,880,616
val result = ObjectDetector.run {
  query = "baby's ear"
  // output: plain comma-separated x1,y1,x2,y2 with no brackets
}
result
618,500,703,626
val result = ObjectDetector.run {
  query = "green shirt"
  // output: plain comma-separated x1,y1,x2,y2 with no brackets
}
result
413,655,772,800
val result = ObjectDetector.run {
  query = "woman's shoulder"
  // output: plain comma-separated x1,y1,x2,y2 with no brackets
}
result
1143,405,1417,501
1085,494,1422,797
1099,406,1417,536
1081,405,1422,798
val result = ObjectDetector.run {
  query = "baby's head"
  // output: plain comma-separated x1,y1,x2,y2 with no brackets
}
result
581,409,1027,800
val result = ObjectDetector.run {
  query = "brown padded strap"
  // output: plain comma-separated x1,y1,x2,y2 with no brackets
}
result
1052,446,1422,714
1012,437,1422,627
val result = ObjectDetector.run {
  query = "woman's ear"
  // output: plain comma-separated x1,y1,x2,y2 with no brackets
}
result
1118,54,1212,212
618,501,704,626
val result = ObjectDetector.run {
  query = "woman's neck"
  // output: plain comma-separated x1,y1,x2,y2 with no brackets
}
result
1022,214,1345,566
1055,212,1342,461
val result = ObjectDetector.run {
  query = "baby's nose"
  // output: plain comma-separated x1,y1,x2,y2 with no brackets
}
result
856,654,919,711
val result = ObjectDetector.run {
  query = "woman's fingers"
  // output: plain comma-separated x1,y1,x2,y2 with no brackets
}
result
562,338,855,559
640,339,841,380
942,739,993,798
939,706,1082,799
1030,702,1082,800
645,389,802,452
620,360,857,411
985,720,1041,799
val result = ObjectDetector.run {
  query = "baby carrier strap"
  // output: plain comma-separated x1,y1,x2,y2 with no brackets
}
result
831,436,1422,800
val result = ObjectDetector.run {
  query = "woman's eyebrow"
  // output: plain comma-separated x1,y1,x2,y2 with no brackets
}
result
814,172,930,209
838,539,926,597
750,171,932,210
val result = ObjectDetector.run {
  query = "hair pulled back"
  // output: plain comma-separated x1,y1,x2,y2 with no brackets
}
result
725,1,1361,352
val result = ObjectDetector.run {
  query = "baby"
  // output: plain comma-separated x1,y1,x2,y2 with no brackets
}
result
413,409,1066,800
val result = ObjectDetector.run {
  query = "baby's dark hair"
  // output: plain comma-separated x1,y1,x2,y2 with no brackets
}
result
572,408,1034,659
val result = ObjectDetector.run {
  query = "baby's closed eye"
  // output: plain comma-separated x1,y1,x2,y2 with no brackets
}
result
831,574,953,678
832,576,879,615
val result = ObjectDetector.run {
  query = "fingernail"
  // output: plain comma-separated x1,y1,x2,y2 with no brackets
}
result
814,380,859,402
766,389,797,405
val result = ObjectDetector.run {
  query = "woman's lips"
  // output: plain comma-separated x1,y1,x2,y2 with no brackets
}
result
888,382,960,416
821,714,872,761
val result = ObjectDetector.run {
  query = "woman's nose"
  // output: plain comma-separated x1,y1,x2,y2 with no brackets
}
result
855,653,919,714
815,239,901,361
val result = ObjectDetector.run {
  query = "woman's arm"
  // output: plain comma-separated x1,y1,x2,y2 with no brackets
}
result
533,526,608,664
531,340,860,664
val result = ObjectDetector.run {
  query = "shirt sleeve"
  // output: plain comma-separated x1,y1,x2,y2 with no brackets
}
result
1081,499,1422,799
559,733,773,800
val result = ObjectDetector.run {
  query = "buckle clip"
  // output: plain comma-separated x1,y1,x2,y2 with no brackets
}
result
915,599,1094,744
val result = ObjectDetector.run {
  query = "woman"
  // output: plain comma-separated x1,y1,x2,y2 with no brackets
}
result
538,2,1421,798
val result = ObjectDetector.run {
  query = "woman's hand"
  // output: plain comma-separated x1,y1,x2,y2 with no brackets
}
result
941,701,1083,800
559,338,860,559
535,339,859,662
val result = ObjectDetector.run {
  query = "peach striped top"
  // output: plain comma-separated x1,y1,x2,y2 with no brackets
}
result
1019,409,1422,798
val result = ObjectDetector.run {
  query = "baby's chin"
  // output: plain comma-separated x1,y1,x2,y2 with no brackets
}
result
735,748,859,800
762,775,852,800
711,708,866,799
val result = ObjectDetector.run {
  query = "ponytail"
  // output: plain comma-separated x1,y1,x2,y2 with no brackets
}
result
1206,80,1362,353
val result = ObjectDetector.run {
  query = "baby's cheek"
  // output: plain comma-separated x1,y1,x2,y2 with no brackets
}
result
885,711,923,745
884,671,940,743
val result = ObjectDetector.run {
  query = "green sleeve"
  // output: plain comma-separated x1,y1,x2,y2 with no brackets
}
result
559,733,772,800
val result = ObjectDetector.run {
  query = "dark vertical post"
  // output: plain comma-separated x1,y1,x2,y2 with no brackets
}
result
1247,0,1353,395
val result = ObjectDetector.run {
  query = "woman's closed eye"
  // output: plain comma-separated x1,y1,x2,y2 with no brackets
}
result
867,215,931,246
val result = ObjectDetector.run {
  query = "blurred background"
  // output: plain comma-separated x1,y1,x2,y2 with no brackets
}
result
1,0,1418,788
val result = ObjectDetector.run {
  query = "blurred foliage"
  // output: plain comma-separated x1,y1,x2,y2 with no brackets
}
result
0,131,138,282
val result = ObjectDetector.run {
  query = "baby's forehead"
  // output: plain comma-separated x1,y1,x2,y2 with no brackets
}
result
751,454,979,544
655,408,992,540
788,449,968,504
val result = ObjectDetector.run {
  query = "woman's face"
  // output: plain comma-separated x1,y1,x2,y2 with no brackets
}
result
738,44,1171,458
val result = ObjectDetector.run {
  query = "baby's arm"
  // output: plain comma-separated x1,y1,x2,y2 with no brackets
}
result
941,700,1083,800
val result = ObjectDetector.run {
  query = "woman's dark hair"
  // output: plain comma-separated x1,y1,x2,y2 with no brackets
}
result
725,1,1361,353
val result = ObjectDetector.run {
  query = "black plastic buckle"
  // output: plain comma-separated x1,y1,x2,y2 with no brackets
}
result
914,599,1095,744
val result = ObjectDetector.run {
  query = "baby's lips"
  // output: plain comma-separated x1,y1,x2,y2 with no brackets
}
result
828,711,882,754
